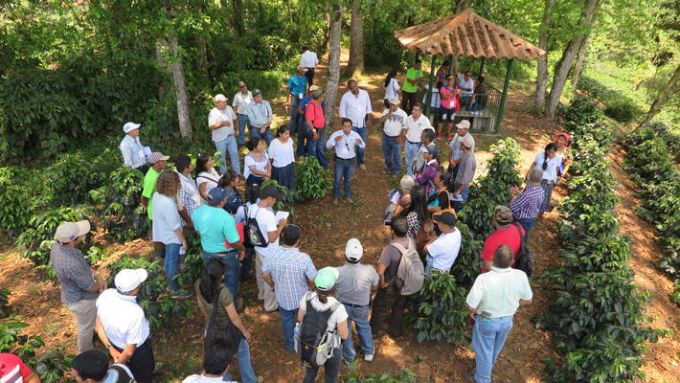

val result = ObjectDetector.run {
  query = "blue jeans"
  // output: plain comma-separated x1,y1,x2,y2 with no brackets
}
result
297,119,309,157
405,141,421,177
202,250,240,300
341,304,374,362
163,243,182,292
352,127,367,165
279,307,298,352
223,338,257,383
333,157,356,199
452,187,470,212
472,315,513,383
250,126,272,145
237,114,249,146
307,132,328,168
215,135,241,175
517,218,536,237
289,97,301,134
382,135,401,175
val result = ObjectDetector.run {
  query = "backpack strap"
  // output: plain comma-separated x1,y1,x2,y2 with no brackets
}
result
511,222,525,239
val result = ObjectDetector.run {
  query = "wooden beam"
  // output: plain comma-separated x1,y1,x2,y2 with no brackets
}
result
477,22,495,57
488,27,509,59
459,25,476,57
470,19,485,57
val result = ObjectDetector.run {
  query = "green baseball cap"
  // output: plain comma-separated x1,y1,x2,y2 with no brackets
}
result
314,267,339,291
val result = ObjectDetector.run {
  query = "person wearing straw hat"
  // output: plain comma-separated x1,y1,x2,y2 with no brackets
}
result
208,94,240,175
119,122,149,173
50,219,106,353
296,267,349,383
96,269,154,383
379,98,407,176
480,206,525,273
335,239,379,363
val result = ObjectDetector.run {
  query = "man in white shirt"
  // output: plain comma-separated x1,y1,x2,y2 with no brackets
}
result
404,104,434,177
119,122,149,173
232,81,253,146
466,245,533,383
379,98,407,176
457,71,475,107
208,94,240,175
449,119,475,179
248,185,287,312
299,46,319,87
95,269,154,383
425,210,461,274
326,118,366,204
339,79,372,170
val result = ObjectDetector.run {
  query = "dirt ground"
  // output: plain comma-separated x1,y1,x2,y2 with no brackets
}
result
1,55,678,383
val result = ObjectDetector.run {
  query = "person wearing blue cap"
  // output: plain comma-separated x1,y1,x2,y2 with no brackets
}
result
191,187,245,300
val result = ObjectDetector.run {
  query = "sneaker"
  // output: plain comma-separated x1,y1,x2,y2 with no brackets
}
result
446,134,453,140
359,163,367,170
435,133,442,139
364,354,374,362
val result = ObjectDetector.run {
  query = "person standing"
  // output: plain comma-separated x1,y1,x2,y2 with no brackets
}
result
50,220,105,353
262,225,317,352
339,79,372,170
412,129,436,175
379,98,407,176
233,81,253,146
119,122,148,173
249,185,287,312
268,126,296,191
288,66,309,135
425,209,461,274
401,60,423,114
208,94,240,175
299,46,319,86
246,89,273,144
141,152,169,222
326,118,366,204
243,137,272,201
174,155,202,230
438,76,461,140
96,269,155,383
0,353,41,383
448,120,475,180
191,188,245,300
383,70,400,108
457,70,475,107
452,134,476,212
403,104,434,177
305,88,328,168
510,168,545,235
71,349,135,383
436,60,451,88
466,245,533,383
527,143,562,217
335,239,379,363
194,154,221,201
480,206,524,273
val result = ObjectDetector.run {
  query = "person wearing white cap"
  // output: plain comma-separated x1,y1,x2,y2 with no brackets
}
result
119,122,149,173
95,268,154,383
452,133,477,211
50,220,105,353
288,65,309,135
379,98,407,176
209,94,241,175
232,81,253,146
448,119,475,179
335,239,379,363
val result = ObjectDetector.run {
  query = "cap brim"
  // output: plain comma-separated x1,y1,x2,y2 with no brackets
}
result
159,155,170,161
74,220,91,237
135,268,149,284
456,124,468,129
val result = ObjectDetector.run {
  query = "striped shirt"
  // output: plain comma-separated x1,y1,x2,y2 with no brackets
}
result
119,135,146,169
510,185,545,220
261,246,317,311
49,243,97,304
177,172,202,220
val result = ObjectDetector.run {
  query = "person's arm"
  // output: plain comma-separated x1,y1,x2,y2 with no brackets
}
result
355,133,366,148
339,94,347,119
376,262,388,288
266,218,286,244
209,111,229,130
115,343,138,364
337,319,349,340
174,227,188,252
179,206,193,229
96,316,123,361
226,303,251,340
265,102,273,126
265,159,272,178
326,132,337,149
519,299,533,306
25,374,40,383
263,272,274,288
379,110,392,123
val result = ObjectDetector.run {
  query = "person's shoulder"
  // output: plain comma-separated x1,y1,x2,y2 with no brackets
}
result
181,374,203,383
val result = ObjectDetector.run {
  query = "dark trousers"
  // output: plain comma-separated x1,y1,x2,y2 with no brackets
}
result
114,339,155,383
401,91,417,114
272,162,296,191
370,284,406,337
305,68,315,87
303,349,341,383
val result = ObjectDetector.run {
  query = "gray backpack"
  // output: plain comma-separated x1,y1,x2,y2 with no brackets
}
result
392,239,425,296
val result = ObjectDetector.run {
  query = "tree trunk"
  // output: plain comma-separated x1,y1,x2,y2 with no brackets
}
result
167,36,193,139
346,0,364,76
155,42,168,101
545,0,601,119
324,3,343,129
534,0,556,114
638,64,680,128
223,0,244,37
570,34,590,87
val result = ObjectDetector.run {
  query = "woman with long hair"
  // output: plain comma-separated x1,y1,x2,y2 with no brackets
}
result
402,185,428,239
268,126,296,191
196,258,257,383
195,153,221,201
243,136,272,201
383,69,400,109
527,142,562,217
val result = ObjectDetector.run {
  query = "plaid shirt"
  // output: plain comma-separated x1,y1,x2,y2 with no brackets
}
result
261,246,317,310
510,185,545,220
177,171,202,220
49,243,97,305
119,135,146,169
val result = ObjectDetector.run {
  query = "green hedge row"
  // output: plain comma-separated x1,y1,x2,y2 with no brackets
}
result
541,97,659,382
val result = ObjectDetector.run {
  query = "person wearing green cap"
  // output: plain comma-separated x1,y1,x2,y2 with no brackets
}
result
296,267,349,383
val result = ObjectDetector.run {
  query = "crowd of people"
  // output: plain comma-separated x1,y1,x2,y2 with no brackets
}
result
1,50,575,383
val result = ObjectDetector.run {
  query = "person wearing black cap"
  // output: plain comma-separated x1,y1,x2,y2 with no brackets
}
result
425,209,461,275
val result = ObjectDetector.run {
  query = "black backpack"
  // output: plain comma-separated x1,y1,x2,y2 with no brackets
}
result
298,296,340,368
511,223,534,277
245,205,268,248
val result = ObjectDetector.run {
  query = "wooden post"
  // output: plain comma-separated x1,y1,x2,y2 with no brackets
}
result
425,55,437,117
478,57,486,76
495,59,513,134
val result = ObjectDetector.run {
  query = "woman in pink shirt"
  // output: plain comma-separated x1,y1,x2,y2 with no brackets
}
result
437,76,461,140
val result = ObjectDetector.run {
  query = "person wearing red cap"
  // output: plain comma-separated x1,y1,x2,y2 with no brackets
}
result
0,353,41,383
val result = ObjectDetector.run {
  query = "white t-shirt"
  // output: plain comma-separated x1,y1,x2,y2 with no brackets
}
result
457,74,475,94
232,91,253,115
96,289,150,349
404,114,434,143
384,78,401,100
196,169,220,194
534,152,563,182
299,291,349,332
151,193,182,245
426,229,462,272
248,204,279,255
382,108,408,137
465,267,533,318
182,374,234,383
268,137,295,168
300,50,319,68
208,106,236,142
243,152,269,180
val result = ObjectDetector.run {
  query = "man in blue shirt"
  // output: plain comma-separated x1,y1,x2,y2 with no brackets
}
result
191,188,245,299
246,89,273,144
288,65,309,136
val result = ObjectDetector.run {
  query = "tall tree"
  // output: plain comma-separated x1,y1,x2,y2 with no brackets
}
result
167,36,193,139
534,0,556,114
324,3,343,129
545,0,601,118
570,34,590,86
638,64,680,128
346,0,364,76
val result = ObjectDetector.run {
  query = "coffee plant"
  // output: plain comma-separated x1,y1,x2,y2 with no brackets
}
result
561,95,600,131
450,222,482,288
0,289,10,319
261,178,295,216
295,157,332,202
413,271,468,344
345,370,417,383
0,167,37,234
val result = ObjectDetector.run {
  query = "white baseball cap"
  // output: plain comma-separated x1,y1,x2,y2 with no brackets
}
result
345,238,363,262
461,134,475,149
115,268,149,293
214,94,227,102
123,122,141,134
456,120,471,130
55,220,91,243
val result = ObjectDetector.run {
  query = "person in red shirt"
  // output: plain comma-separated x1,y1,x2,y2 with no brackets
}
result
480,206,524,272
0,353,41,383
304,88,328,168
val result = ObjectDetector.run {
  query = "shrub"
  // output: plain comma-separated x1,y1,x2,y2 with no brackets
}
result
451,222,483,288
0,288,10,319
562,95,600,131
0,167,36,234
261,178,295,215
604,97,638,123
345,370,417,383
45,150,117,205
413,271,468,344
295,157,332,202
